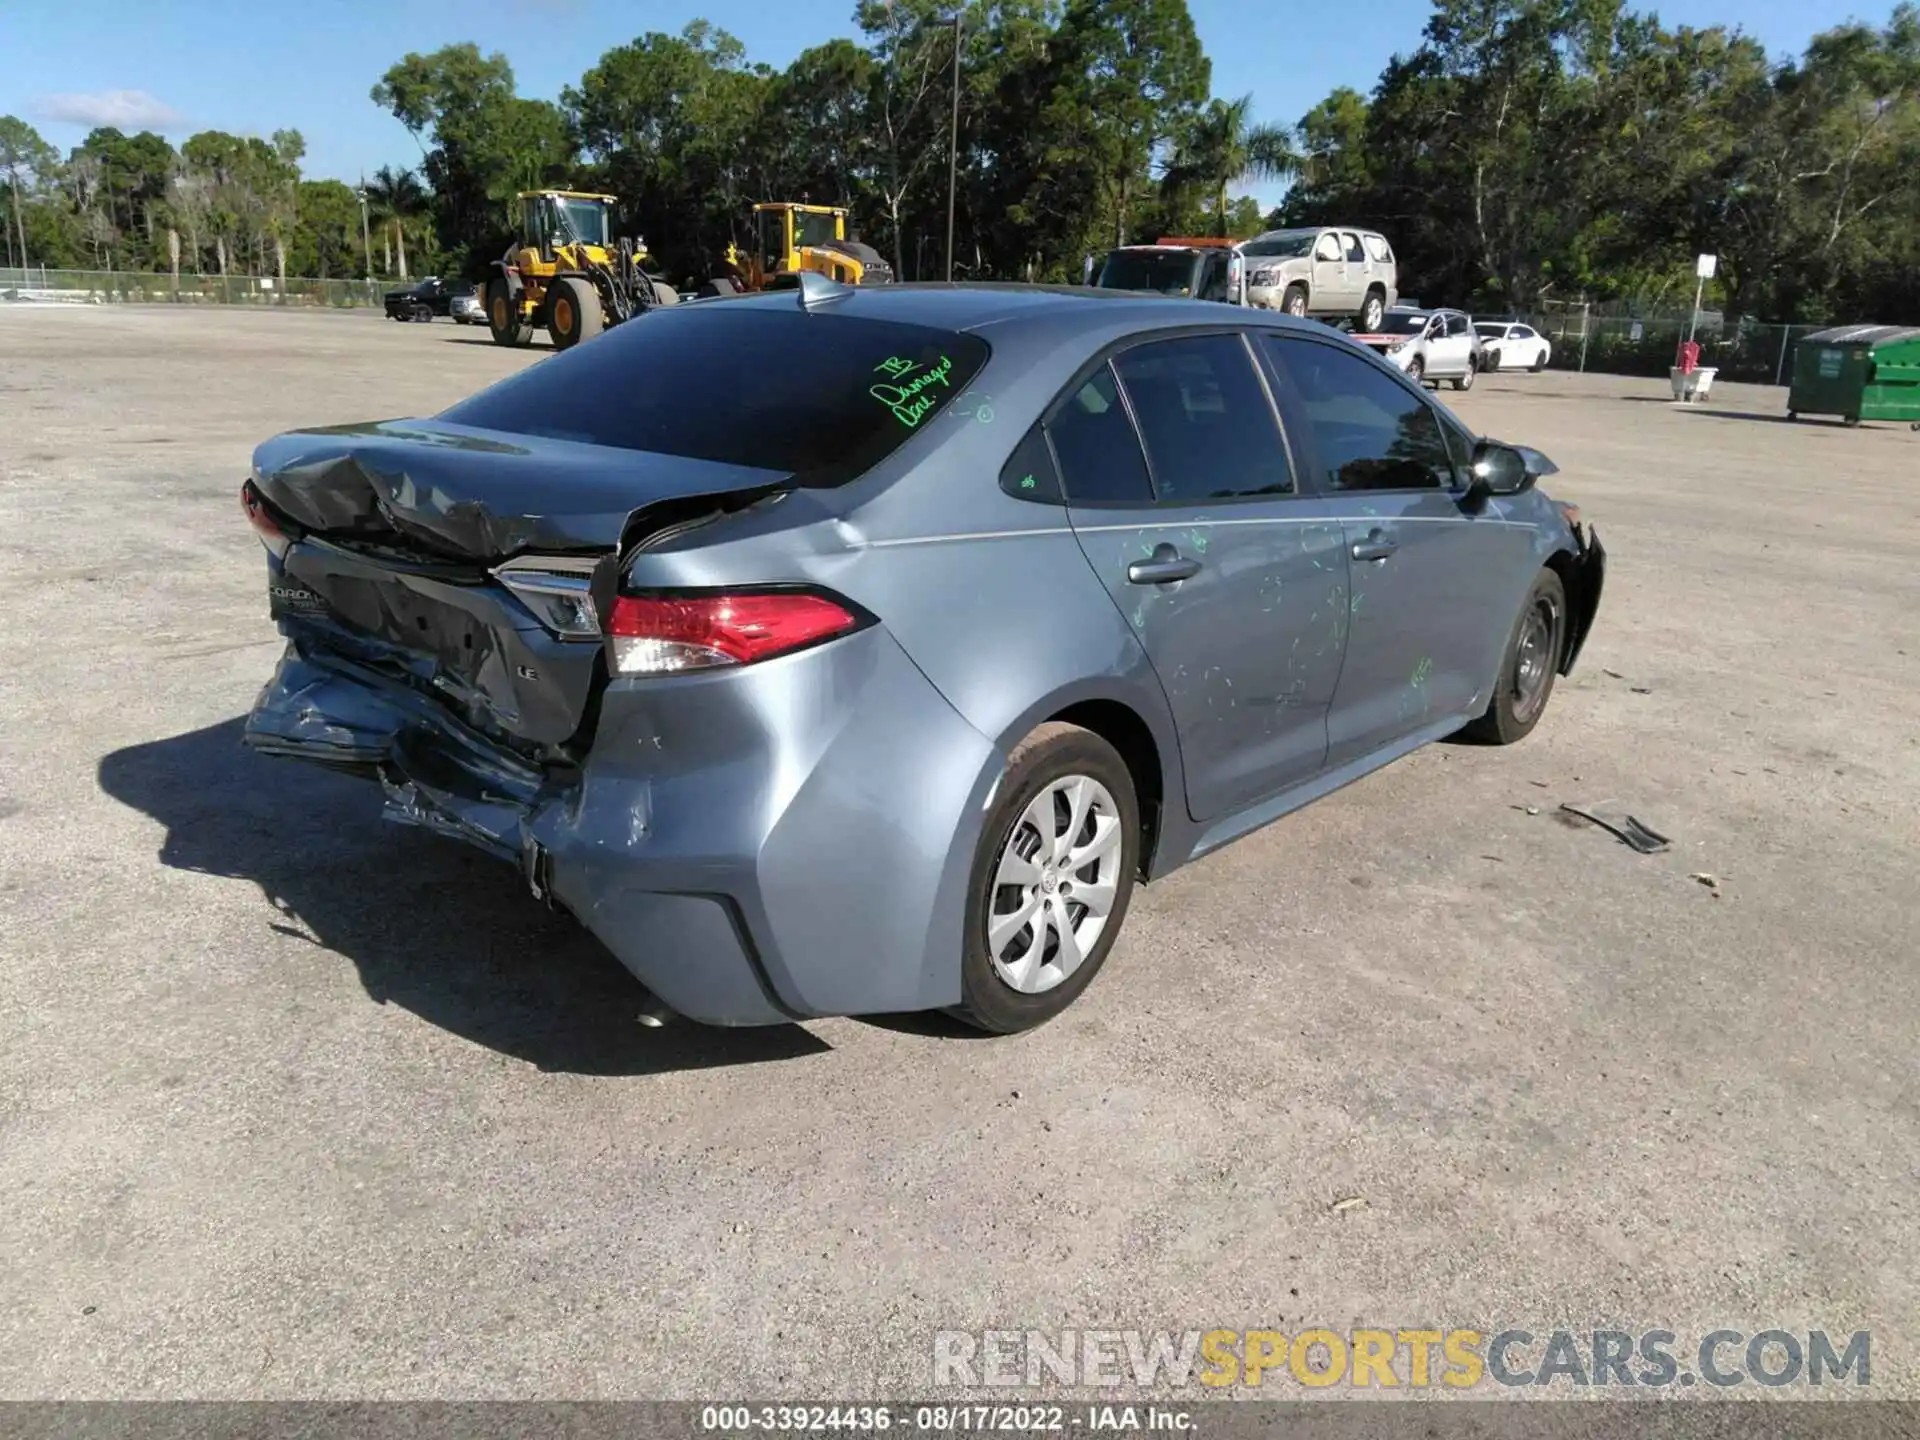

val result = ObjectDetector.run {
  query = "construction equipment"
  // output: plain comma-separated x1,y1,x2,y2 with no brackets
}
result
706,203,894,295
487,190,677,351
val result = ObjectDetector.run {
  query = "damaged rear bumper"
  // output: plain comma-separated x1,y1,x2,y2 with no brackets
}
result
245,621,999,1027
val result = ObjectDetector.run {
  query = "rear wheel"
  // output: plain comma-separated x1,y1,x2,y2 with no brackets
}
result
486,280,533,347
1357,290,1385,332
1452,357,1476,391
1461,569,1567,745
1283,285,1309,318
953,724,1139,1034
1530,349,1548,373
547,276,602,351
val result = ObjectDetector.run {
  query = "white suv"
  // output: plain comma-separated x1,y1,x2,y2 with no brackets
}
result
1240,227,1398,331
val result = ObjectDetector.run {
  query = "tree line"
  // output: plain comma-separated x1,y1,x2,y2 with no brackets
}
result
4,0,1916,322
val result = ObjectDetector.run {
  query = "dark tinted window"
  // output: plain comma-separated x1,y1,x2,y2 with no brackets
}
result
439,306,988,485
1046,364,1152,505
1261,337,1453,492
1446,313,1471,337
1114,334,1292,502
1000,424,1062,503
1343,232,1365,261
1096,250,1204,296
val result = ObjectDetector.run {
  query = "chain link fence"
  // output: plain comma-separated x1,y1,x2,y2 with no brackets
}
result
1519,306,1823,386
0,268,390,308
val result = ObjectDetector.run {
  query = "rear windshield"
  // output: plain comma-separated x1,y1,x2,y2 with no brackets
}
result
1381,312,1428,334
1097,250,1203,296
440,305,990,485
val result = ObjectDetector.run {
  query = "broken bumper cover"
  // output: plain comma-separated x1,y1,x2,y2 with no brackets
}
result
1559,525,1606,675
245,623,1000,1026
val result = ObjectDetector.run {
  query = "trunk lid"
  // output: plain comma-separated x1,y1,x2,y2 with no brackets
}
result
251,418,789,753
251,417,786,561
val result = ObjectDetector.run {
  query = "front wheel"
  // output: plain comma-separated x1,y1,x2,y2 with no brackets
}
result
1461,569,1567,745
954,723,1140,1034
486,279,534,347
1357,291,1385,332
1283,285,1308,318
1406,355,1426,385
547,276,602,351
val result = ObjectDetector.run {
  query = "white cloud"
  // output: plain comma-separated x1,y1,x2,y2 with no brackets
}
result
31,90,187,131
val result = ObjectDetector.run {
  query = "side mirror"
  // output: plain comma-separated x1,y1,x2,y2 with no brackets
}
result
1464,439,1557,506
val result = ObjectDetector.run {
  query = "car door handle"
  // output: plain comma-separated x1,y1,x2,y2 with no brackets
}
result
1127,546,1202,585
1350,532,1398,562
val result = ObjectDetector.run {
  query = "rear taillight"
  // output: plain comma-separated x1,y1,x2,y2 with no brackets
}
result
604,590,862,675
241,480,290,559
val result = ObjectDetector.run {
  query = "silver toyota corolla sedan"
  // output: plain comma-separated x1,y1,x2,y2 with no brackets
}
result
241,278,1605,1033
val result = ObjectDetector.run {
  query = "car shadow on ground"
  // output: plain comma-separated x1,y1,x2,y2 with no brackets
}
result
439,334,556,350
97,718,831,1076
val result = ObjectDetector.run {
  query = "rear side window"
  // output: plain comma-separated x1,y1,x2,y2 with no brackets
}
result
1113,334,1292,501
1000,424,1062,503
1261,337,1453,492
1364,235,1393,262
1047,365,1153,505
439,305,989,486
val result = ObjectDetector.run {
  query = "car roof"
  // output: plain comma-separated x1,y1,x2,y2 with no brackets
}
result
699,281,1339,340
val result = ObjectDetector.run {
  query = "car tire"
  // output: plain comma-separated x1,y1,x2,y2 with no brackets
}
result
1484,349,1502,373
1452,358,1476,391
1461,568,1568,745
412,303,433,323
952,723,1140,1035
1406,355,1426,385
486,279,534,347
1283,285,1309,318
548,276,601,351
1357,290,1385,332
1531,350,1548,373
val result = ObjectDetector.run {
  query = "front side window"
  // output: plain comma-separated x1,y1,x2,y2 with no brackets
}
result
1314,234,1343,262
1446,314,1472,337
1047,364,1153,505
1260,337,1453,492
1113,334,1292,502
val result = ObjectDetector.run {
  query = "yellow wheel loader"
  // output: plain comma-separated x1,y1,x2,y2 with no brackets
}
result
701,202,894,296
486,190,678,350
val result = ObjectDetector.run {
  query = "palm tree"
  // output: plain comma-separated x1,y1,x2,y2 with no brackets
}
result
1166,95,1299,237
364,165,428,279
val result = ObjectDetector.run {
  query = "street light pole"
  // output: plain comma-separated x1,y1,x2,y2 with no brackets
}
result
356,179,373,282
945,13,962,283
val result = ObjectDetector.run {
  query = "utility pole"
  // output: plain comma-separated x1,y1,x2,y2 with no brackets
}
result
356,178,373,282
945,13,962,283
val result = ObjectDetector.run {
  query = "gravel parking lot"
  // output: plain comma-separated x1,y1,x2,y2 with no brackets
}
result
2,305,1916,1400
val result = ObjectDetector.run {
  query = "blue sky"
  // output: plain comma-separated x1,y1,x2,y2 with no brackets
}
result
1,0,1879,206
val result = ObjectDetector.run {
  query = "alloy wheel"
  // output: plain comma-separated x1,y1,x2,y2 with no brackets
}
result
985,775,1125,995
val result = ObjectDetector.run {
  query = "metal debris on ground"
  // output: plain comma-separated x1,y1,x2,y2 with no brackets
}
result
1330,1196,1368,1214
1559,803,1672,854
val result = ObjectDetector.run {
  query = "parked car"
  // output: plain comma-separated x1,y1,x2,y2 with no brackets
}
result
449,288,486,326
240,284,1604,1034
383,277,473,322
1091,239,1240,302
1356,305,1482,389
1475,320,1552,372
1240,227,1398,331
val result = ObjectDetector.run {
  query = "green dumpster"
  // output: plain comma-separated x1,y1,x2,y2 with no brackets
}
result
1787,324,1920,428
